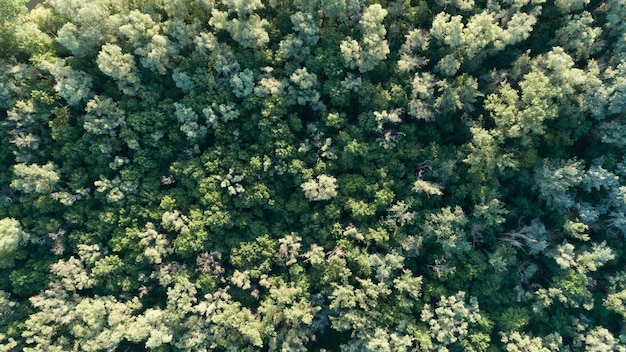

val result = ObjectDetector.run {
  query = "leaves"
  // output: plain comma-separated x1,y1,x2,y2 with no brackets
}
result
1,0,625,350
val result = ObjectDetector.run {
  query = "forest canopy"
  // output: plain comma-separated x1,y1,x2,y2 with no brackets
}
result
1,0,626,350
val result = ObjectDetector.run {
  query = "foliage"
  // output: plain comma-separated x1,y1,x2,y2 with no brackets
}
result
0,0,624,350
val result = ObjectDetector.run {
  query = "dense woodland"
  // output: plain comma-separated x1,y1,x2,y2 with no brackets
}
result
1,0,625,350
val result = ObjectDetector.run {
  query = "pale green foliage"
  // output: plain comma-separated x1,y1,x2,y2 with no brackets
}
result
563,219,590,241
486,46,592,143
194,288,266,348
172,68,196,93
408,72,436,120
423,206,470,255
209,8,269,48
65,296,141,351
398,29,430,73
94,175,138,203
301,174,338,201
42,59,93,107
605,0,626,62
431,13,465,49
603,289,626,318
49,244,101,291
420,292,481,348
11,162,60,194
555,0,590,13
485,79,546,144
597,121,626,147
12,19,53,59
162,0,189,19
464,127,517,179
437,0,475,10
607,62,626,115
193,30,219,55
218,168,245,195
383,201,416,228
341,73,362,92
412,179,444,196
534,159,584,211
535,241,615,310
463,12,502,59
605,273,626,319
553,242,576,269
496,12,538,49
436,54,462,76
340,4,389,73
288,67,320,106
3,0,626,350
574,326,625,351
291,11,318,47
138,222,171,264
96,43,140,95
0,218,29,269
473,199,506,229
340,39,361,70
0,0,26,27
501,332,553,352
369,252,404,284
174,102,207,141
255,71,287,97
56,22,84,56
6,99,42,129
302,244,326,265
356,4,389,73
278,234,302,266
117,10,159,48
430,9,514,63
221,0,264,17
393,269,423,307
83,95,125,137
319,0,365,23
23,281,148,352
329,278,392,334
436,75,481,114
9,132,39,154
203,101,240,128
553,241,615,274
230,68,255,98
555,12,602,60
161,210,190,235
259,282,321,351
279,11,319,59
166,17,200,48
136,34,170,74
582,160,619,192
279,35,307,59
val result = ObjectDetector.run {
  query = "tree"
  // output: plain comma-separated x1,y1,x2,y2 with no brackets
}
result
340,4,390,73
11,162,60,194
96,43,141,96
0,218,29,269
420,292,482,349
2,0,626,350
301,174,338,201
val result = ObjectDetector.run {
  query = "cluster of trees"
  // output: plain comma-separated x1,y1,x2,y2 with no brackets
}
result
1,0,625,350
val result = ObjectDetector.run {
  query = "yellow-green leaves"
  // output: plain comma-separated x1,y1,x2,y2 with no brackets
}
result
0,218,30,269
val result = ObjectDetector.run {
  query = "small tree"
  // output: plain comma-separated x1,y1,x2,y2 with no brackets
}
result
301,174,338,201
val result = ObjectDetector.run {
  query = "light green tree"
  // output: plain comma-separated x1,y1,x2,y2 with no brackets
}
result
11,162,60,194
340,4,390,73
0,218,30,268
301,174,338,201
